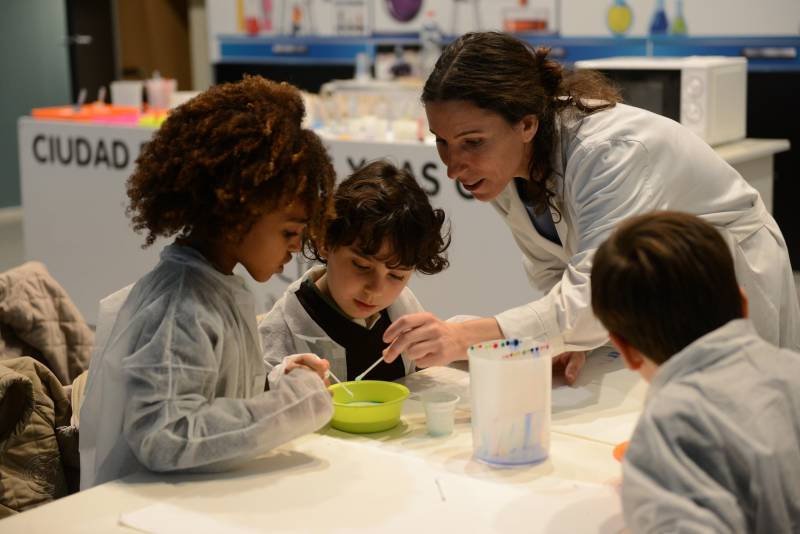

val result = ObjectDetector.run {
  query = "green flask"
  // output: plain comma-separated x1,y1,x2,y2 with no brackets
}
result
671,0,688,35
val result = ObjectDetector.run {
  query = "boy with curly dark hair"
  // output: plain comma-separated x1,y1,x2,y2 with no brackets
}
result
259,160,451,382
591,211,800,533
80,76,337,488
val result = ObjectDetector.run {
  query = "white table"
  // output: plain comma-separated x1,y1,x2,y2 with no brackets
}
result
2,349,645,533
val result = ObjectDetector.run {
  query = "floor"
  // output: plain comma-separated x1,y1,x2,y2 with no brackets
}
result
2,209,799,313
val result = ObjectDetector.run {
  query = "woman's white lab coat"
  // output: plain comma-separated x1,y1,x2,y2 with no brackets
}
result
79,244,333,489
259,266,419,380
491,103,800,353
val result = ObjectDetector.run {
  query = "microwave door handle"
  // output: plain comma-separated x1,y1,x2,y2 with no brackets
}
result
741,47,797,60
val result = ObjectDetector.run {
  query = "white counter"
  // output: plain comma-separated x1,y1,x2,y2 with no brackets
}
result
711,137,789,212
18,117,789,324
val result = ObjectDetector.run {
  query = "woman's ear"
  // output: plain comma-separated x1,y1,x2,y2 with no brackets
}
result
739,286,749,318
518,114,539,143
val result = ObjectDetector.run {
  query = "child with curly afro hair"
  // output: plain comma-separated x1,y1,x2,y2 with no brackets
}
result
260,160,451,382
80,76,337,489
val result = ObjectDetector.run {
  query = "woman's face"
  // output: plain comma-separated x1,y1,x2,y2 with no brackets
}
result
426,100,537,202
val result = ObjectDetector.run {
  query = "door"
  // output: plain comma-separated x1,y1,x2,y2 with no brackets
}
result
0,0,72,209
65,0,118,103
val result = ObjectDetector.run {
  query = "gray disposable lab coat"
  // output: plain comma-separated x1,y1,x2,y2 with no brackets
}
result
79,244,333,488
622,319,800,533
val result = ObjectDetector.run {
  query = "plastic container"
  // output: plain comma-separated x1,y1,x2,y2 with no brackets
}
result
328,380,409,433
421,391,460,436
468,338,553,466
354,52,372,81
145,76,177,111
110,80,143,110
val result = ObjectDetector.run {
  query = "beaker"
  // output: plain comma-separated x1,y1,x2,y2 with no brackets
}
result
468,337,552,466
422,391,460,436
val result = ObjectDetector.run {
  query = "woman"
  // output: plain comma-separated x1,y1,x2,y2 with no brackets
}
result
382,32,800,384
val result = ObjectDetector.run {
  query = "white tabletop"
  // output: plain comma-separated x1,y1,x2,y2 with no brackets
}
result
3,350,645,533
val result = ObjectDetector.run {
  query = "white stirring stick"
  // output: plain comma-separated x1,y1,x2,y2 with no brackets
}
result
326,369,354,397
354,355,385,382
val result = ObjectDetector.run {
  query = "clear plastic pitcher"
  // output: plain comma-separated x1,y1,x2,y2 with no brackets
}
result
468,338,553,466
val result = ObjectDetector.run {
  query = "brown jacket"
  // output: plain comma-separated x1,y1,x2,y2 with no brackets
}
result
0,262,94,384
0,357,77,518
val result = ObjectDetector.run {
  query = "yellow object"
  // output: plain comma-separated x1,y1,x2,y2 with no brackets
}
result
328,380,409,433
607,2,633,36
236,0,245,32
138,111,168,128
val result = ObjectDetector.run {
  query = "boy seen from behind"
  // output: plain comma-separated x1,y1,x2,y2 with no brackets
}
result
591,211,800,533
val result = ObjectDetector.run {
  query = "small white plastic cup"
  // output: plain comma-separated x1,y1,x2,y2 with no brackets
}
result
145,77,177,110
422,391,460,437
110,80,143,110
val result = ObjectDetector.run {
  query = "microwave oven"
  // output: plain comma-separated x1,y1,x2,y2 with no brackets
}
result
573,56,747,146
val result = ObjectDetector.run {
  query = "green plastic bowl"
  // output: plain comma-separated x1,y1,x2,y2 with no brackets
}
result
328,380,410,433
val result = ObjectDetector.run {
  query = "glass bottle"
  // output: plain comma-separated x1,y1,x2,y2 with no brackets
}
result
607,0,633,36
649,0,669,35
671,0,688,35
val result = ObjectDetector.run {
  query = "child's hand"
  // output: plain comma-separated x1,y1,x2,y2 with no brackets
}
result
283,354,331,385
552,351,586,385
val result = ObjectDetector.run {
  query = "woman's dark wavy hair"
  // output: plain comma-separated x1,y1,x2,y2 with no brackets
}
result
306,160,450,275
422,31,621,218
126,75,335,247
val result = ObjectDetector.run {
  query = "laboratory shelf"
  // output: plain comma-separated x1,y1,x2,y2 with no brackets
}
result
218,34,800,71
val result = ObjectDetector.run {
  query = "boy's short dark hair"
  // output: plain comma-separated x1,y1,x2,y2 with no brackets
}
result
126,75,335,247
591,211,742,364
307,160,450,275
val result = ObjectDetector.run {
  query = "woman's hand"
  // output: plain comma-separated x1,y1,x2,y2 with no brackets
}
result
381,312,469,367
382,313,503,368
552,351,586,385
